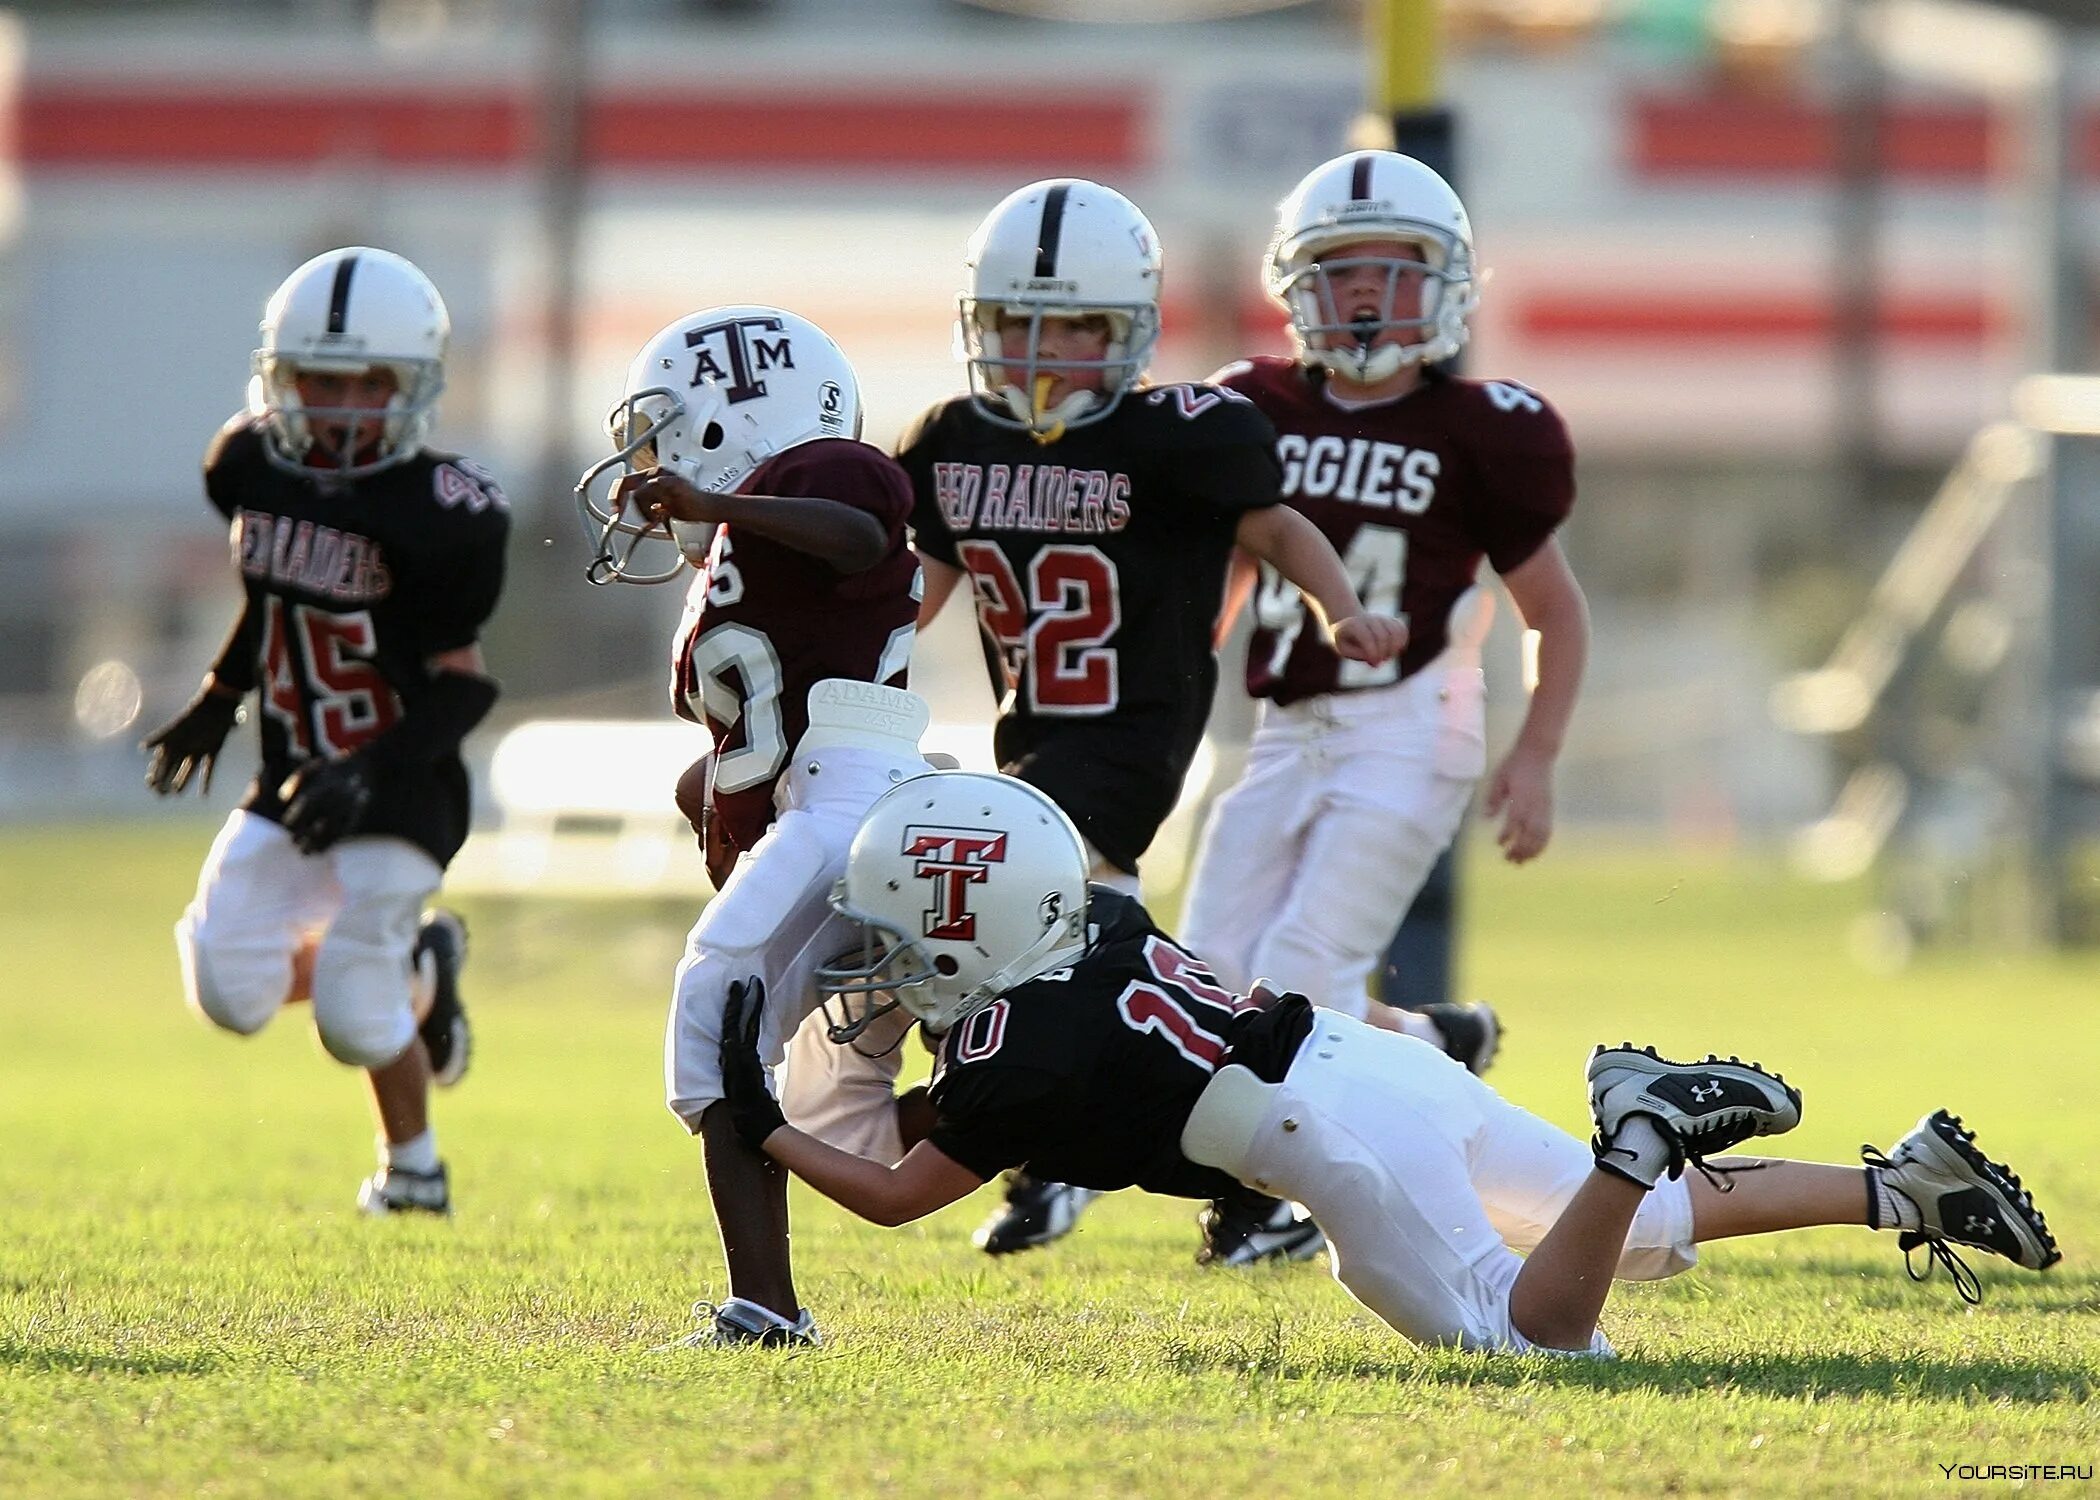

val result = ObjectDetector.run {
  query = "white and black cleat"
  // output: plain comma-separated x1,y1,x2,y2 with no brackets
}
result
660,1298,822,1350
1865,1109,2061,1303
974,1173,1098,1256
1588,1043,1802,1185
414,909,471,1088
1196,1196,1326,1268
357,1162,451,1217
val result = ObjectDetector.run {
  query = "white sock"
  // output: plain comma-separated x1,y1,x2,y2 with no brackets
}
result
1602,1115,1675,1189
384,1129,439,1176
1869,1168,1923,1232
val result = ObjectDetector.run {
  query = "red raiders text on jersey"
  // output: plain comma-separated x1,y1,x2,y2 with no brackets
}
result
202,414,510,866
1217,357,1575,706
670,438,921,859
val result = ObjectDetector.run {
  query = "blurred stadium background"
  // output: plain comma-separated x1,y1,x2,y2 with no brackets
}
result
1,0,2094,954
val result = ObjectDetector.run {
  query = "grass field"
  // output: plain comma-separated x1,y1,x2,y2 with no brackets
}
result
3,823,2096,1498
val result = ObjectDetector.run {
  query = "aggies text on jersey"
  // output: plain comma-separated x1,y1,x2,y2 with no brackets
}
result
1217,357,1575,706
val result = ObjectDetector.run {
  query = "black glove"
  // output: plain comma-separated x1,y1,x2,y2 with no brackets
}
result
719,977,787,1152
277,756,376,854
141,688,243,796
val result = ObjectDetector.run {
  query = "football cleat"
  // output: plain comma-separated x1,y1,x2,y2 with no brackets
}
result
1587,1044,1802,1187
973,1173,1099,1255
1864,1109,2060,1304
414,909,471,1088
356,1162,451,1216
1196,1196,1326,1268
1421,1001,1500,1075
661,1298,822,1350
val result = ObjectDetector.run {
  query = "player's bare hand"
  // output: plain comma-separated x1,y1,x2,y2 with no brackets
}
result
616,469,726,529
1484,748,1555,865
1332,613,1408,666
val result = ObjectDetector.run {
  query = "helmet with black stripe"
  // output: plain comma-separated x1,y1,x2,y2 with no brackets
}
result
1268,151,1477,383
248,246,449,478
958,179,1163,438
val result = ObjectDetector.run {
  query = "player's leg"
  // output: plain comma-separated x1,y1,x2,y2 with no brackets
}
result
978,737,1179,1252
1506,1044,1805,1349
1196,1012,1587,1351
1682,1112,2059,1299
313,837,447,1213
1242,767,1469,1030
175,811,335,1037
666,830,839,1338
1178,721,1319,992
663,750,913,1344
778,971,912,1165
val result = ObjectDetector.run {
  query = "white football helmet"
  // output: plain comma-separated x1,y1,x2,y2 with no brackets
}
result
576,305,863,585
958,179,1163,437
248,246,449,478
816,772,1090,1039
1267,151,1478,382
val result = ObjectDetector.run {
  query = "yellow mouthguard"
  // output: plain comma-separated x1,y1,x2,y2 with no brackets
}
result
1029,374,1066,445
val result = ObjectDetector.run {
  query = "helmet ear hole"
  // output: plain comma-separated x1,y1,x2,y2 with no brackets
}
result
934,955,961,977
699,421,725,450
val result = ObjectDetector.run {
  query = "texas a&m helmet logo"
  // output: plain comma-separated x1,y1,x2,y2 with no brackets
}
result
903,825,1009,941
683,314,794,404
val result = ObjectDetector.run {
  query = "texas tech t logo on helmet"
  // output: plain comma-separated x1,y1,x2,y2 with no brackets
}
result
904,826,1010,941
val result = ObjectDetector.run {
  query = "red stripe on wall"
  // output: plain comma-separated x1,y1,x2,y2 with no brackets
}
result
1519,292,2001,344
1631,92,2100,181
14,86,1142,171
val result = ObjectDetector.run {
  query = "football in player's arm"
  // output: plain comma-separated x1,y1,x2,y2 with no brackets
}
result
574,305,932,1349
141,247,509,1217
719,772,2061,1355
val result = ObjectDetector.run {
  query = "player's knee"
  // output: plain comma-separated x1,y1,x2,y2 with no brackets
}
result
176,915,283,1037
309,920,417,1068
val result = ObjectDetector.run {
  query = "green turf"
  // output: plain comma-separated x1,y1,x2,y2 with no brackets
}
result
3,824,2094,1498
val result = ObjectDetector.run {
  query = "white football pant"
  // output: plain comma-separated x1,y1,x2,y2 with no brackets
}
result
175,810,440,1069
1181,655,1486,1019
664,744,925,1166
1185,1011,1695,1355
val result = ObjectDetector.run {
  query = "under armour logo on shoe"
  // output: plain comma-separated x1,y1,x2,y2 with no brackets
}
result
1964,1214,1994,1235
1689,1081,1724,1103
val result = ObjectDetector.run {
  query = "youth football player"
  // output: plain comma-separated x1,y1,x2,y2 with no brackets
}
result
896,177,1407,1254
578,305,930,1347
721,773,2061,1355
144,247,506,1215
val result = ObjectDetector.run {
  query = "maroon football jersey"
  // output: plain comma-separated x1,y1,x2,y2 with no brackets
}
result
669,438,921,856
1217,357,1575,706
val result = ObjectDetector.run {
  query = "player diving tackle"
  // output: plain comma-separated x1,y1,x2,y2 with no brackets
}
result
713,771,2059,1355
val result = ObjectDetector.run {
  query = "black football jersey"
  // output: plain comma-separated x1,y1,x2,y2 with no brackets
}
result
202,414,511,866
924,889,1313,1198
897,388,1280,868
